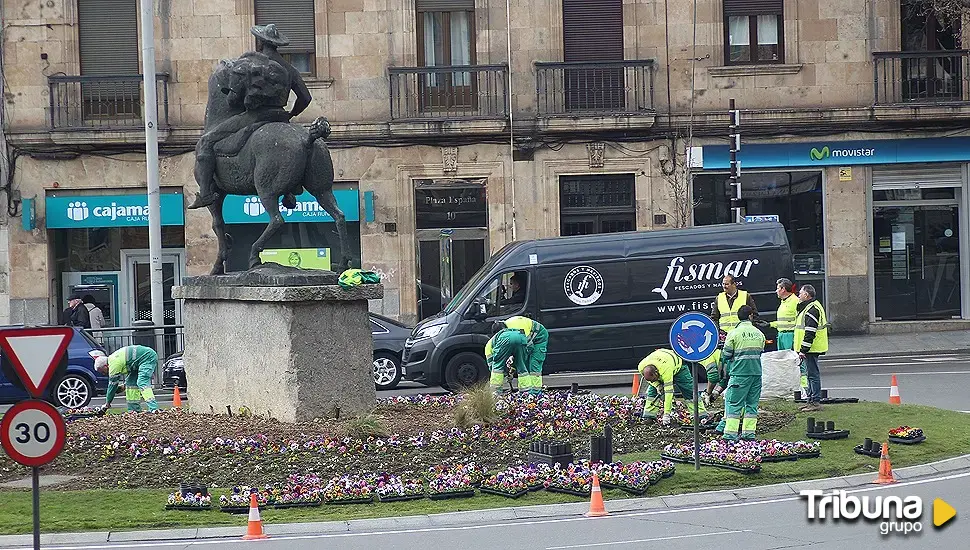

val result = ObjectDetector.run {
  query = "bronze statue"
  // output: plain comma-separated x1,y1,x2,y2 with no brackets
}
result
192,24,352,275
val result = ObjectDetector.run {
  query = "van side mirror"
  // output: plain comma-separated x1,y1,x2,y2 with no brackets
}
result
468,299,487,320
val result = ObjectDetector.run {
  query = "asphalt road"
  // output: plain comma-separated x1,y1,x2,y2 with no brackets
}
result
3,353,969,413
6,470,967,550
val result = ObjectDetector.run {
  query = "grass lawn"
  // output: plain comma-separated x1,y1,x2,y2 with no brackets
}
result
1,400,968,535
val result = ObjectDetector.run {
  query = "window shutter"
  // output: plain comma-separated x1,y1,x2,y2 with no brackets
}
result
562,0,623,62
723,0,783,15
416,0,475,11
77,0,139,76
254,0,316,52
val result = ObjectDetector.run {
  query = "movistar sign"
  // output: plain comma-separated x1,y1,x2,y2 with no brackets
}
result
700,136,970,169
810,146,875,161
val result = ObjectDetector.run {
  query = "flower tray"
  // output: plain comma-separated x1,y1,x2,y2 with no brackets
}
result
378,494,426,503
659,453,692,464
760,455,799,463
546,486,591,498
428,490,475,501
616,485,649,496
273,501,322,509
164,505,211,511
807,430,849,440
854,444,882,458
797,451,821,459
325,497,374,505
219,506,250,514
661,470,674,478
479,487,530,499
888,435,926,445
528,483,544,492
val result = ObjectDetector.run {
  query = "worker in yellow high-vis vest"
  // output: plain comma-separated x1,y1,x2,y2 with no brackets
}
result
503,316,547,395
637,348,707,425
771,277,804,388
794,284,829,412
94,345,159,413
710,274,758,335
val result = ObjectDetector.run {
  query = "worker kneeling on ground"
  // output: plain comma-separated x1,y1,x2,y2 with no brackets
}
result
721,305,765,441
638,348,707,426
502,315,548,395
701,347,728,408
95,344,160,413
486,323,524,394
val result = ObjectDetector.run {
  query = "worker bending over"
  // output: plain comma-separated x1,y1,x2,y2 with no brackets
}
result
95,344,160,413
502,316,548,395
638,348,707,426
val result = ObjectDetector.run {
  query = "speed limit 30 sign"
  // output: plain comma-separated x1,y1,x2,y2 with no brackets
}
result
0,400,66,467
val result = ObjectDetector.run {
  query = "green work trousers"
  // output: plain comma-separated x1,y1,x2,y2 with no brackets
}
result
520,325,548,395
125,358,159,412
644,368,707,418
723,375,762,440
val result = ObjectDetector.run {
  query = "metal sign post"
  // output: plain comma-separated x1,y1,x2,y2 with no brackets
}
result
728,98,742,224
0,327,74,550
669,312,720,471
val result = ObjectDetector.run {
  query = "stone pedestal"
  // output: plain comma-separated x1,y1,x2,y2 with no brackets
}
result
171,265,382,423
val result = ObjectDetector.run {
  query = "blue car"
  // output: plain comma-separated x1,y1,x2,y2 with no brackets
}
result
0,325,108,409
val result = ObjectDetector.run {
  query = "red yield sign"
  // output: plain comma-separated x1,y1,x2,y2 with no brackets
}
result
0,327,73,397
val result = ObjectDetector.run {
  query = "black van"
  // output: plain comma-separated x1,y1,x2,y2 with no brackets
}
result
402,222,794,389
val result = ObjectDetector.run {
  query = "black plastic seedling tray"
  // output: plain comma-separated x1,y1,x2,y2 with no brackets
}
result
378,494,426,503
479,487,530,499
808,430,850,440
854,444,882,458
889,436,926,445
428,490,476,500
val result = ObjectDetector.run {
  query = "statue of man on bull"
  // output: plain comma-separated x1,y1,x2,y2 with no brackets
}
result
190,24,353,274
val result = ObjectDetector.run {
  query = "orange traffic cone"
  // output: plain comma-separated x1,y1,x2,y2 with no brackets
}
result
889,375,901,405
172,385,182,409
242,492,268,540
874,442,897,485
631,374,641,396
585,473,609,517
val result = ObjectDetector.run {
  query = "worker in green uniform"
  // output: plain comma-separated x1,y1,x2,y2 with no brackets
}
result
701,348,728,406
94,345,160,412
771,277,804,388
721,305,765,441
638,348,707,426
503,316,548,395
487,323,527,394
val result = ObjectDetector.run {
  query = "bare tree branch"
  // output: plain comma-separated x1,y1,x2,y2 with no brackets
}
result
908,0,970,27
656,136,699,229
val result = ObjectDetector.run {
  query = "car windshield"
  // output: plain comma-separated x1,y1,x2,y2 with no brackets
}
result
442,242,519,314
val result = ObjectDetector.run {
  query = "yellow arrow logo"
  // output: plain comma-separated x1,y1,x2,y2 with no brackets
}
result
934,498,956,527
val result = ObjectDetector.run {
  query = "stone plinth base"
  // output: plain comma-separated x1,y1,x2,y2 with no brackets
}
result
172,265,382,423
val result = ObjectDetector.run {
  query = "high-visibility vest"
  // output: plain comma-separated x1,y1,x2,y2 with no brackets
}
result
794,301,829,354
771,294,799,332
716,290,749,331
504,316,534,336
485,335,495,359
637,349,683,380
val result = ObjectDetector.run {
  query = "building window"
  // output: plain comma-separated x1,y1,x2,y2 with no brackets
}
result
559,174,636,236
416,0,475,109
254,0,316,76
724,0,784,65
77,0,140,120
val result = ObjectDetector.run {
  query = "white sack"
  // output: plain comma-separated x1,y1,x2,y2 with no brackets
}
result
760,350,800,399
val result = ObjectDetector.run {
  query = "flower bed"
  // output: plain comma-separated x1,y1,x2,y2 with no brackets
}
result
593,459,675,495
165,491,211,511
62,406,105,421
373,474,426,502
757,440,821,462
324,475,374,504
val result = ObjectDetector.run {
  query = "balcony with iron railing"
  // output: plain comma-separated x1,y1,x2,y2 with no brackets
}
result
873,51,970,105
48,74,170,130
388,64,509,120
534,60,656,116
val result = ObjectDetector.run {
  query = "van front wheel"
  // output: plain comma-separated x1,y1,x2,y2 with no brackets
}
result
443,352,487,391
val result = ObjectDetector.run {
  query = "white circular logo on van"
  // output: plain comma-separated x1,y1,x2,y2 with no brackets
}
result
564,266,604,306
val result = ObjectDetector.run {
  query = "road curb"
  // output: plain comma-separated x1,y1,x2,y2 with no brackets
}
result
822,348,970,360
1,453,967,547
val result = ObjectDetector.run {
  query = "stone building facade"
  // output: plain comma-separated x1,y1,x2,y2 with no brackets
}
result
1,0,969,335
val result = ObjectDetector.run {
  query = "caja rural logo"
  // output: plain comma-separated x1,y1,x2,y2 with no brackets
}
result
801,490,956,536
